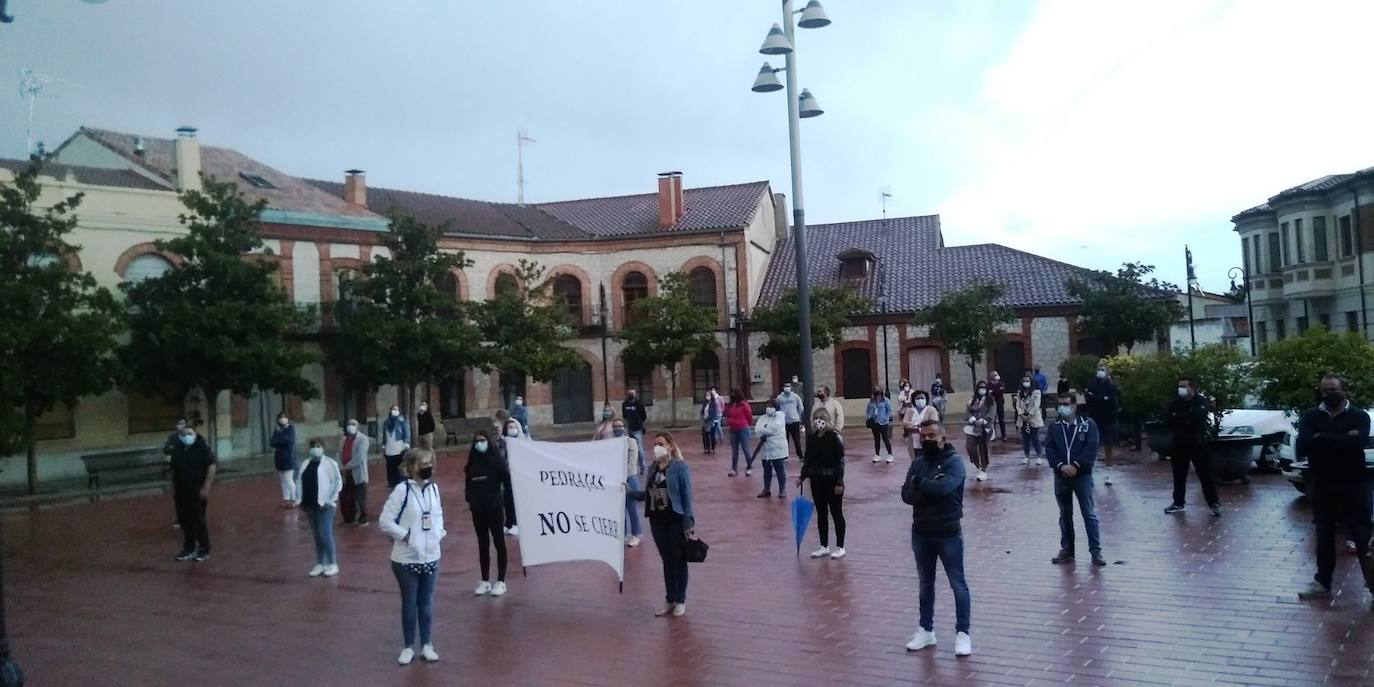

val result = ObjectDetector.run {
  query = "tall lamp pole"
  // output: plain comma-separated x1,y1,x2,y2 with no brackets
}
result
1229,267,1256,356
598,282,610,404
878,261,890,394
752,0,830,417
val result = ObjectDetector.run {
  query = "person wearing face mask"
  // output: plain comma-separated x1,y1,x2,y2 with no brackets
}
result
380,448,446,665
901,419,971,657
1056,372,1071,396
416,400,436,449
593,405,618,440
811,385,845,432
510,396,532,439
987,372,1007,440
904,390,941,460
775,382,805,460
170,424,217,562
1163,377,1220,516
1294,374,1373,603
465,431,511,597
500,420,524,536
930,374,950,420
964,382,995,481
866,387,895,464
897,379,914,406
699,390,721,454
1084,367,1120,485
752,399,788,498
383,405,411,489
610,419,643,546
1045,394,1105,566
338,418,371,526
724,389,755,478
270,413,299,510
628,433,696,617
1013,376,1045,466
799,409,847,559
623,389,649,475
1031,364,1049,394
295,438,343,577
163,417,188,528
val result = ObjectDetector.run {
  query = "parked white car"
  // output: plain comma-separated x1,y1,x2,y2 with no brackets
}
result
1277,407,1374,494
1214,407,1299,473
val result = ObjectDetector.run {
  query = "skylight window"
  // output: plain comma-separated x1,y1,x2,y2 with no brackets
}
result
239,172,276,189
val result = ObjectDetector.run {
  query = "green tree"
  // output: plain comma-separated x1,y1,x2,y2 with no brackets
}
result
1066,262,1184,353
473,260,583,391
617,272,718,423
0,161,124,494
751,285,873,361
1059,354,1101,392
330,214,485,419
121,178,317,450
1254,326,1374,411
913,281,1015,387
1107,344,1254,437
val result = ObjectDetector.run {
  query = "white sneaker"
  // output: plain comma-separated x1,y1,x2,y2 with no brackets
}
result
1021,457,1029,466
810,546,831,559
829,546,847,559
885,455,894,464
954,631,972,656
654,603,676,617
627,535,641,547
308,564,325,577
1104,473,1114,486
671,603,686,617
491,581,508,597
873,455,882,463
905,629,937,651
474,581,492,596
323,564,339,577
420,644,439,662
397,648,414,665
976,470,988,481
1035,457,1043,466
505,525,519,536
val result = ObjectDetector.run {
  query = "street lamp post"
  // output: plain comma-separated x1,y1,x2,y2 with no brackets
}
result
1228,267,1256,356
598,282,610,404
752,0,829,418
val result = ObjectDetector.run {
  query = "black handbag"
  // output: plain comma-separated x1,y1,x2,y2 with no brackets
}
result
684,536,709,563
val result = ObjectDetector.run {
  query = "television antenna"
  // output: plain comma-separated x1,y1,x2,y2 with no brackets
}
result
516,129,535,204
19,66,84,155
879,186,894,219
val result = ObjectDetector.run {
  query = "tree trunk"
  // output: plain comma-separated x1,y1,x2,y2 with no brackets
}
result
22,409,36,496
967,361,977,389
205,390,219,455
669,365,678,428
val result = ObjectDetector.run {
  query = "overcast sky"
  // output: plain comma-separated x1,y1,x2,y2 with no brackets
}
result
3,0,1373,291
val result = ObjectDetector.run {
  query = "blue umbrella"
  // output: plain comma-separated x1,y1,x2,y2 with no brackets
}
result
791,495,815,558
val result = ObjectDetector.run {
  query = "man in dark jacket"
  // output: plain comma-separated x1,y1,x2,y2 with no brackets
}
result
623,389,648,475
162,417,187,528
416,400,437,449
169,424,217,562
1045,393,1105,566
1294,374,1373,604
1164,376,1220,516
901,419,972,657
1084,367,1120,485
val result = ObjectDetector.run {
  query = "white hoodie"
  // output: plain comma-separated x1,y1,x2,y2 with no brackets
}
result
379,479,447,564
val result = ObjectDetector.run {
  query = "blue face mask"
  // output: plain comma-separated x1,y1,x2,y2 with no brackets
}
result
1057,405,1073,418
180,434,195,446
474,441,489,453
613,429,626,437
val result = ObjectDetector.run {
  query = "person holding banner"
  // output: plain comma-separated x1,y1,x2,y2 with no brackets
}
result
799,409,847,559
465,431,511,597
593,405,617,440
632,433,696,617
500,420,524,537
379,449,446,666
610,419,644,547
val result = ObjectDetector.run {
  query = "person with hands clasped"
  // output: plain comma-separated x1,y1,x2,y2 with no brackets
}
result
901,419,971,657
465,431,511,598
964,381,995,481
799,409,847,559
629,433,697,617
380,449,446,666
1045,394,1106,567
295,438,343,577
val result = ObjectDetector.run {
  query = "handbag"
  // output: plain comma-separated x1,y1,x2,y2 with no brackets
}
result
684,536,709,563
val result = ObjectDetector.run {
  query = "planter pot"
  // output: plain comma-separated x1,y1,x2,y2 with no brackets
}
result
1144,421,1172,458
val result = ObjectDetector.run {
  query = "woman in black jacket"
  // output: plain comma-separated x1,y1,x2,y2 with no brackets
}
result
799,409,847,560
465,430,511,597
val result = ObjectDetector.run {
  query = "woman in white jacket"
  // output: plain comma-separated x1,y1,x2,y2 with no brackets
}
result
754,399,789,499
295,438,343,577
380,448,446,666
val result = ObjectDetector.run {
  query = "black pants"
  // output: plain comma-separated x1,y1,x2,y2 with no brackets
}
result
701,425,717,452
785,422,803,459
472,507,508,582
1311,477,1373,590
385,454,404,489
810,475,846,548
174,490,210,553
870,423,893,456
649,511,688,604
994,398,1006,438
340,476,369,524
1170,445,1218,507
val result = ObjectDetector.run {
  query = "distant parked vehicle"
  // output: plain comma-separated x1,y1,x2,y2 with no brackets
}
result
1144,404,1297,484
1278,407,1374,494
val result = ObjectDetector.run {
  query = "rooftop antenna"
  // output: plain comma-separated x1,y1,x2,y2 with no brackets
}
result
19,66,84,155
516,129,535,204
879,186,894,219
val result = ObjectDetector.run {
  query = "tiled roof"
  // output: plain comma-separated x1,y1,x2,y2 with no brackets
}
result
0,158,170,191
306,180,587,239
757,215,1114,313
1230,203,1274,222
1269,173,1356,202
64,128,382,220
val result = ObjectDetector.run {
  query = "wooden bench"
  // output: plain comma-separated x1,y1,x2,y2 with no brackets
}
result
80,447,169,493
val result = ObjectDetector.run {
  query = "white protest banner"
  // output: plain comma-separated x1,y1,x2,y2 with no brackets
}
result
506,437,629,582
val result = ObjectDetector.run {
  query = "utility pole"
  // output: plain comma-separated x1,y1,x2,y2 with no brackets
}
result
516,130,535,204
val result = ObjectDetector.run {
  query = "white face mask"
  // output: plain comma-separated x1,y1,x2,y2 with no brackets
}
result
506,426,521,438
1177,387,1189,398
514,398,524,407
814,420,827,431
309,446,324,458
1022,381,1031,388
345,424,358,435
419,404,428,412
653,445,669,459
278,418,288,426
977,388,987,396
390,409,400,417
783,386,792,393
914,399,927,409
1096,370,1107,379
765,407,777,416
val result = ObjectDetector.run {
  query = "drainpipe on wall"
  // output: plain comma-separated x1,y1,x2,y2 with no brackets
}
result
1353,186,1368,339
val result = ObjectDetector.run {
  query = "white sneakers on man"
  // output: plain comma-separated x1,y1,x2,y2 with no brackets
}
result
627,535,641,547
671,603,686,617
322,564,339,577
397,648,415,665
1103,471,1114,486
829,547,847,559
810,546,831,558
308,564,325,577
1034,457,1044,466
885,455,894,464
474,581,493,596
905,629,937,651
976,470,989,481
420,644,439,662
491,581,508,597
1020,457,1029,466
954,632,973,656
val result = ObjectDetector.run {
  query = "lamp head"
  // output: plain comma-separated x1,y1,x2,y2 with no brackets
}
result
798,0,831,29
798,88,824,118
751,63,784,93
759,23,793,55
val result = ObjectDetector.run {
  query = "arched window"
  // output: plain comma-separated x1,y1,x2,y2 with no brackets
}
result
494,272,518,298
691,351,720,403
622,271,648,325
123,254,174,284
436,272,460,301
688,267,717,309
841,348,873,399
552,274,583,324
335,268,361,310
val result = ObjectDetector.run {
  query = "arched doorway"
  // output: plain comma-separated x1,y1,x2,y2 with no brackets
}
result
552,361,593,424
841,348,873,399
907,347,942,390
992,341,1026,383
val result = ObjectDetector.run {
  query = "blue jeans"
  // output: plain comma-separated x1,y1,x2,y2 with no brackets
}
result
306,505,336,566
1021,426,1043,458
912,531,971,634
624,475,643,537
391,561,438,648
762,458,786,493
1054,473,1102,554
629,430,646,474
729,427,753,471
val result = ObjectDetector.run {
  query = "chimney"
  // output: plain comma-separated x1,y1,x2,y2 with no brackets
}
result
657,171,684,228
173,126,202,192
344,169,367,207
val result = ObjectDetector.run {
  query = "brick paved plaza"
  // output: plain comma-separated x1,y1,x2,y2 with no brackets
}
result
5,430,1372,686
